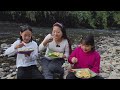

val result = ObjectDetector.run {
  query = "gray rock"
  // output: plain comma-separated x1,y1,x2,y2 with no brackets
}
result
4,67,10,72
1,43,8,49
1,63,9,67
0,72,6,78
0,68,4,72
99,73,109,78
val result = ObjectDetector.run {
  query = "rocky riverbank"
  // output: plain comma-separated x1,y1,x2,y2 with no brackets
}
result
0,34,120,79
97,35,120,79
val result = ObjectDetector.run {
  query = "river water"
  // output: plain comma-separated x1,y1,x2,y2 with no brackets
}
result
0,22,120,45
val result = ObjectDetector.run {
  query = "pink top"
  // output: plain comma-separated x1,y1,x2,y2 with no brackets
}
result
68,46,101,73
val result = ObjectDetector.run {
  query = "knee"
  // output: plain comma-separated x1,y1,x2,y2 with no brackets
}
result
48,63,55,72
66,72,75,79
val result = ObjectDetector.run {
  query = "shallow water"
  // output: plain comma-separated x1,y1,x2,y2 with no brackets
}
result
0,22,120,45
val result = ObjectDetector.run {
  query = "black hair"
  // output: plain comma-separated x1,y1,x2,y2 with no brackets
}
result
80,34,95,51
53,22,72,54
19,25,33,42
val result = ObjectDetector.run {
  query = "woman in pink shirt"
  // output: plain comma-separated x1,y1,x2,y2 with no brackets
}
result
66,34,104,79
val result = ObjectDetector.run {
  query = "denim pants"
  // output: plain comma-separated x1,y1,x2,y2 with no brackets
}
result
17,65,44,79
40,57,65,79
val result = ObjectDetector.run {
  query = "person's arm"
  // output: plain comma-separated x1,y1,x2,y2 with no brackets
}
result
30,42,39,60
4,40,19,57
68,48,77,64
39,34,52,51
63,41,69,58
90,53,100,73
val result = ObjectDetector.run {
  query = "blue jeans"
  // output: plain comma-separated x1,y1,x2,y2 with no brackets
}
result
40,57,65,79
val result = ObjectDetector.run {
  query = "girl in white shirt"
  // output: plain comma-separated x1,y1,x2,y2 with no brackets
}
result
39,22,72,79
4,25,44,79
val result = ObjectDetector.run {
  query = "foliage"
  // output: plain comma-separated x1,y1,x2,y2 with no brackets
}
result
0,11,120,29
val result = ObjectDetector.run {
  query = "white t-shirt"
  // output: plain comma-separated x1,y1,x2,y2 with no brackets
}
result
39,34,70,59
4,39,38,68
